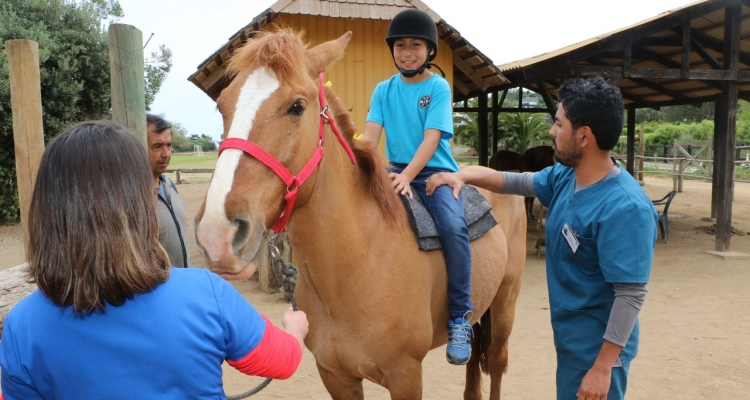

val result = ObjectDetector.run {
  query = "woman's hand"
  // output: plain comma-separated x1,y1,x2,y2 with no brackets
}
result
282,307,309,346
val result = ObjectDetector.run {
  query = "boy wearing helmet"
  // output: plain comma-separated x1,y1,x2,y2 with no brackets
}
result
363,8,473,366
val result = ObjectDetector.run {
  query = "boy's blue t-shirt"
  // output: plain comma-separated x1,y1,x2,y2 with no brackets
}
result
366,73,458,172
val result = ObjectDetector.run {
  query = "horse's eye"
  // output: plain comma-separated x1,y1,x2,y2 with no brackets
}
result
288,101,305,116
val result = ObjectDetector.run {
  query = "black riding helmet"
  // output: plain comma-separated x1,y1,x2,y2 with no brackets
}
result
386,8,439,77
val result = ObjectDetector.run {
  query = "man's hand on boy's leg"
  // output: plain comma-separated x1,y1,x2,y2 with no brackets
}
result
388,172,414,199
426,172,463,200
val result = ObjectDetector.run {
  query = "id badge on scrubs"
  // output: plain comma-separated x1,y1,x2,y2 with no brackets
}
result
562,223,579,254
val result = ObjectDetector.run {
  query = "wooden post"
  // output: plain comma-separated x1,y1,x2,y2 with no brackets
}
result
6,40,46,254
672,139,679,192
638,123,645,183
626,107,635,175
491,90,499,154
108,24,147,147
713,4,741,252
478,93,488,167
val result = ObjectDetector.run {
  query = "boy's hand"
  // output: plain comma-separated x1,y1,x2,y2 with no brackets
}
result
426,172,463,199
388,172,413,199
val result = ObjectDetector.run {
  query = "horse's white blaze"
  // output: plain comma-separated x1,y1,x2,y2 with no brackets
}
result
198,68,280,261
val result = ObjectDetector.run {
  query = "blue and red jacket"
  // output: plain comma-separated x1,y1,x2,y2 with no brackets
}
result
0,268,302,399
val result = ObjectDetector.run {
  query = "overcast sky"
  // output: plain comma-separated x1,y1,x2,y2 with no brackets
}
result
115,0,694,141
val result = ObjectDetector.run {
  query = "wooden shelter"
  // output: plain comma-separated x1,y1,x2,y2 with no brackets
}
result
188,0,508,156
483,0,748,252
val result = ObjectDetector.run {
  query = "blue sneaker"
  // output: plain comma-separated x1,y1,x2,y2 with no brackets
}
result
446,313,473,365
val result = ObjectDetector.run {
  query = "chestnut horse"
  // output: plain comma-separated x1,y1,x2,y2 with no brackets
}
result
195,29,526,400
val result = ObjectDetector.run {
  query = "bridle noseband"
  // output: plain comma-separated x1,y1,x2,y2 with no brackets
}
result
218,73,356,233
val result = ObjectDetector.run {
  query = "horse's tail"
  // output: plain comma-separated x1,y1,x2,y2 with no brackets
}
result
475,308,492,374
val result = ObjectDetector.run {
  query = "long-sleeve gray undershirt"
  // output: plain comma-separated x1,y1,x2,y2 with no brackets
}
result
498,169,648,347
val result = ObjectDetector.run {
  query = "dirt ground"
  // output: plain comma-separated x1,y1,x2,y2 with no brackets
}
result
1,174,749,399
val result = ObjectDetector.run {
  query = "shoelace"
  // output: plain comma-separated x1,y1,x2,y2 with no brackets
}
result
448,320,473,350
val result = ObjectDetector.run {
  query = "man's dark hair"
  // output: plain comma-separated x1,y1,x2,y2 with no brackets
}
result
557,77,624,150
146,113,172,133
28,120,170,313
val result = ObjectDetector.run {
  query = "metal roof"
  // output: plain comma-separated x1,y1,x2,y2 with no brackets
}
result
188,0,509,101
495,0,750,109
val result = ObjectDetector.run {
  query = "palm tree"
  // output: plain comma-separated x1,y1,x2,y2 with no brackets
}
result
499,113,551,153
452,98,502,152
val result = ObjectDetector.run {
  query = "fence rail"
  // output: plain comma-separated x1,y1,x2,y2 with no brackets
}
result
164,168,214,184
630,155,750,191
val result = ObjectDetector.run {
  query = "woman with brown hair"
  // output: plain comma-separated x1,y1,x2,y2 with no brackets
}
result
0,121,308,399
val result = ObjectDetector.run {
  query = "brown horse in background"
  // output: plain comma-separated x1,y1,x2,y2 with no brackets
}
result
489,146,555,220
194,29,526,400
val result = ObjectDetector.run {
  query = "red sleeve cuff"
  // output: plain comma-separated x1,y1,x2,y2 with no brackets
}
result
227,315,302,380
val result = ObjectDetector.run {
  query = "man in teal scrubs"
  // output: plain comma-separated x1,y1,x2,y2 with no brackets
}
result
427,77,659,399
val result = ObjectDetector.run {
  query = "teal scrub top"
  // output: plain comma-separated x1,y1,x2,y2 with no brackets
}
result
534,163,659,369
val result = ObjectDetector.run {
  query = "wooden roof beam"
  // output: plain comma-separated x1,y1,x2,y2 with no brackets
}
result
629,77,690,101
523,0,735,82
633,47,724,89
453,78,471,97
570,64,750,81
688,26,750,68
533,82,558,118
587,54,691,101
666,26,723,69
681,13,691,79
454,53,485,89
689,9,750,35
691,37,723,70
635,37,683,47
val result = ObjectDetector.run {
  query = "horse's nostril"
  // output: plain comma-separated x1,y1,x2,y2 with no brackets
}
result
231,219,251,254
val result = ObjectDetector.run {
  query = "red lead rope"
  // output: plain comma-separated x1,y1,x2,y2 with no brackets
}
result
219,73,356,233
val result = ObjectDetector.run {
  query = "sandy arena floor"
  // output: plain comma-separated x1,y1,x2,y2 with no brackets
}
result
1,175,748,399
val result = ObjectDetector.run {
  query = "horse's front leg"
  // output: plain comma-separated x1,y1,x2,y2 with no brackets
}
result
383,357,424,400
316,363,365,400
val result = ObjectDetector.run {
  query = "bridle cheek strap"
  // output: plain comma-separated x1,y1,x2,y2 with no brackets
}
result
218,73,356,233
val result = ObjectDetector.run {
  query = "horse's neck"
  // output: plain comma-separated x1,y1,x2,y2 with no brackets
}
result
285,136,404,288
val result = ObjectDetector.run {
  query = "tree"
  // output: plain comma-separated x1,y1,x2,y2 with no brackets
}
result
499,113,551,153
170,121,190,152
145,44,172,111
452,97,502,152
0,0,171,223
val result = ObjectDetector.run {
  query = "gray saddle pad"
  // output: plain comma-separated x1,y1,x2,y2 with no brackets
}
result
400,185,498,251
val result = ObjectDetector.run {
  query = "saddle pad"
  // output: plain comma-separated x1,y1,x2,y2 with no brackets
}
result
400,185,498,251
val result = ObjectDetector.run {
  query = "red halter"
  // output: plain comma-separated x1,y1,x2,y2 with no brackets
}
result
218,73,357,233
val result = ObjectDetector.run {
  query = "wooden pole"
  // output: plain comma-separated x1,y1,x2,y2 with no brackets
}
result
491,90,499,154
6,40,46,255
713,4,741,252
626,106,635,175
638,123,645,183
108,24,147,147
478,93,488,166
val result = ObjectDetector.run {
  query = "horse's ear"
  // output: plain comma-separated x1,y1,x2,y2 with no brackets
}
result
306,31,352,76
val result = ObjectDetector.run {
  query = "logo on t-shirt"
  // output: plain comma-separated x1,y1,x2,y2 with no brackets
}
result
419,94,431,109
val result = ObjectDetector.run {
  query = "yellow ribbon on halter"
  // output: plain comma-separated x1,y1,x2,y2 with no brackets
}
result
324,81,363,140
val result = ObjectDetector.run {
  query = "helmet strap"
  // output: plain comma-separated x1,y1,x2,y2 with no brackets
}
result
397,60,430,78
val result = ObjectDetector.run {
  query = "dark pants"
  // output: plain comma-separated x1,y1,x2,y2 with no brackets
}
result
391,165,473,319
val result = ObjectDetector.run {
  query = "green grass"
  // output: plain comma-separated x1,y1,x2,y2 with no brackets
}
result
169,152,218,170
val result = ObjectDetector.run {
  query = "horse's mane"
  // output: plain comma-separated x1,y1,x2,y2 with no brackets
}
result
325,88,402,226
225,27,309,87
